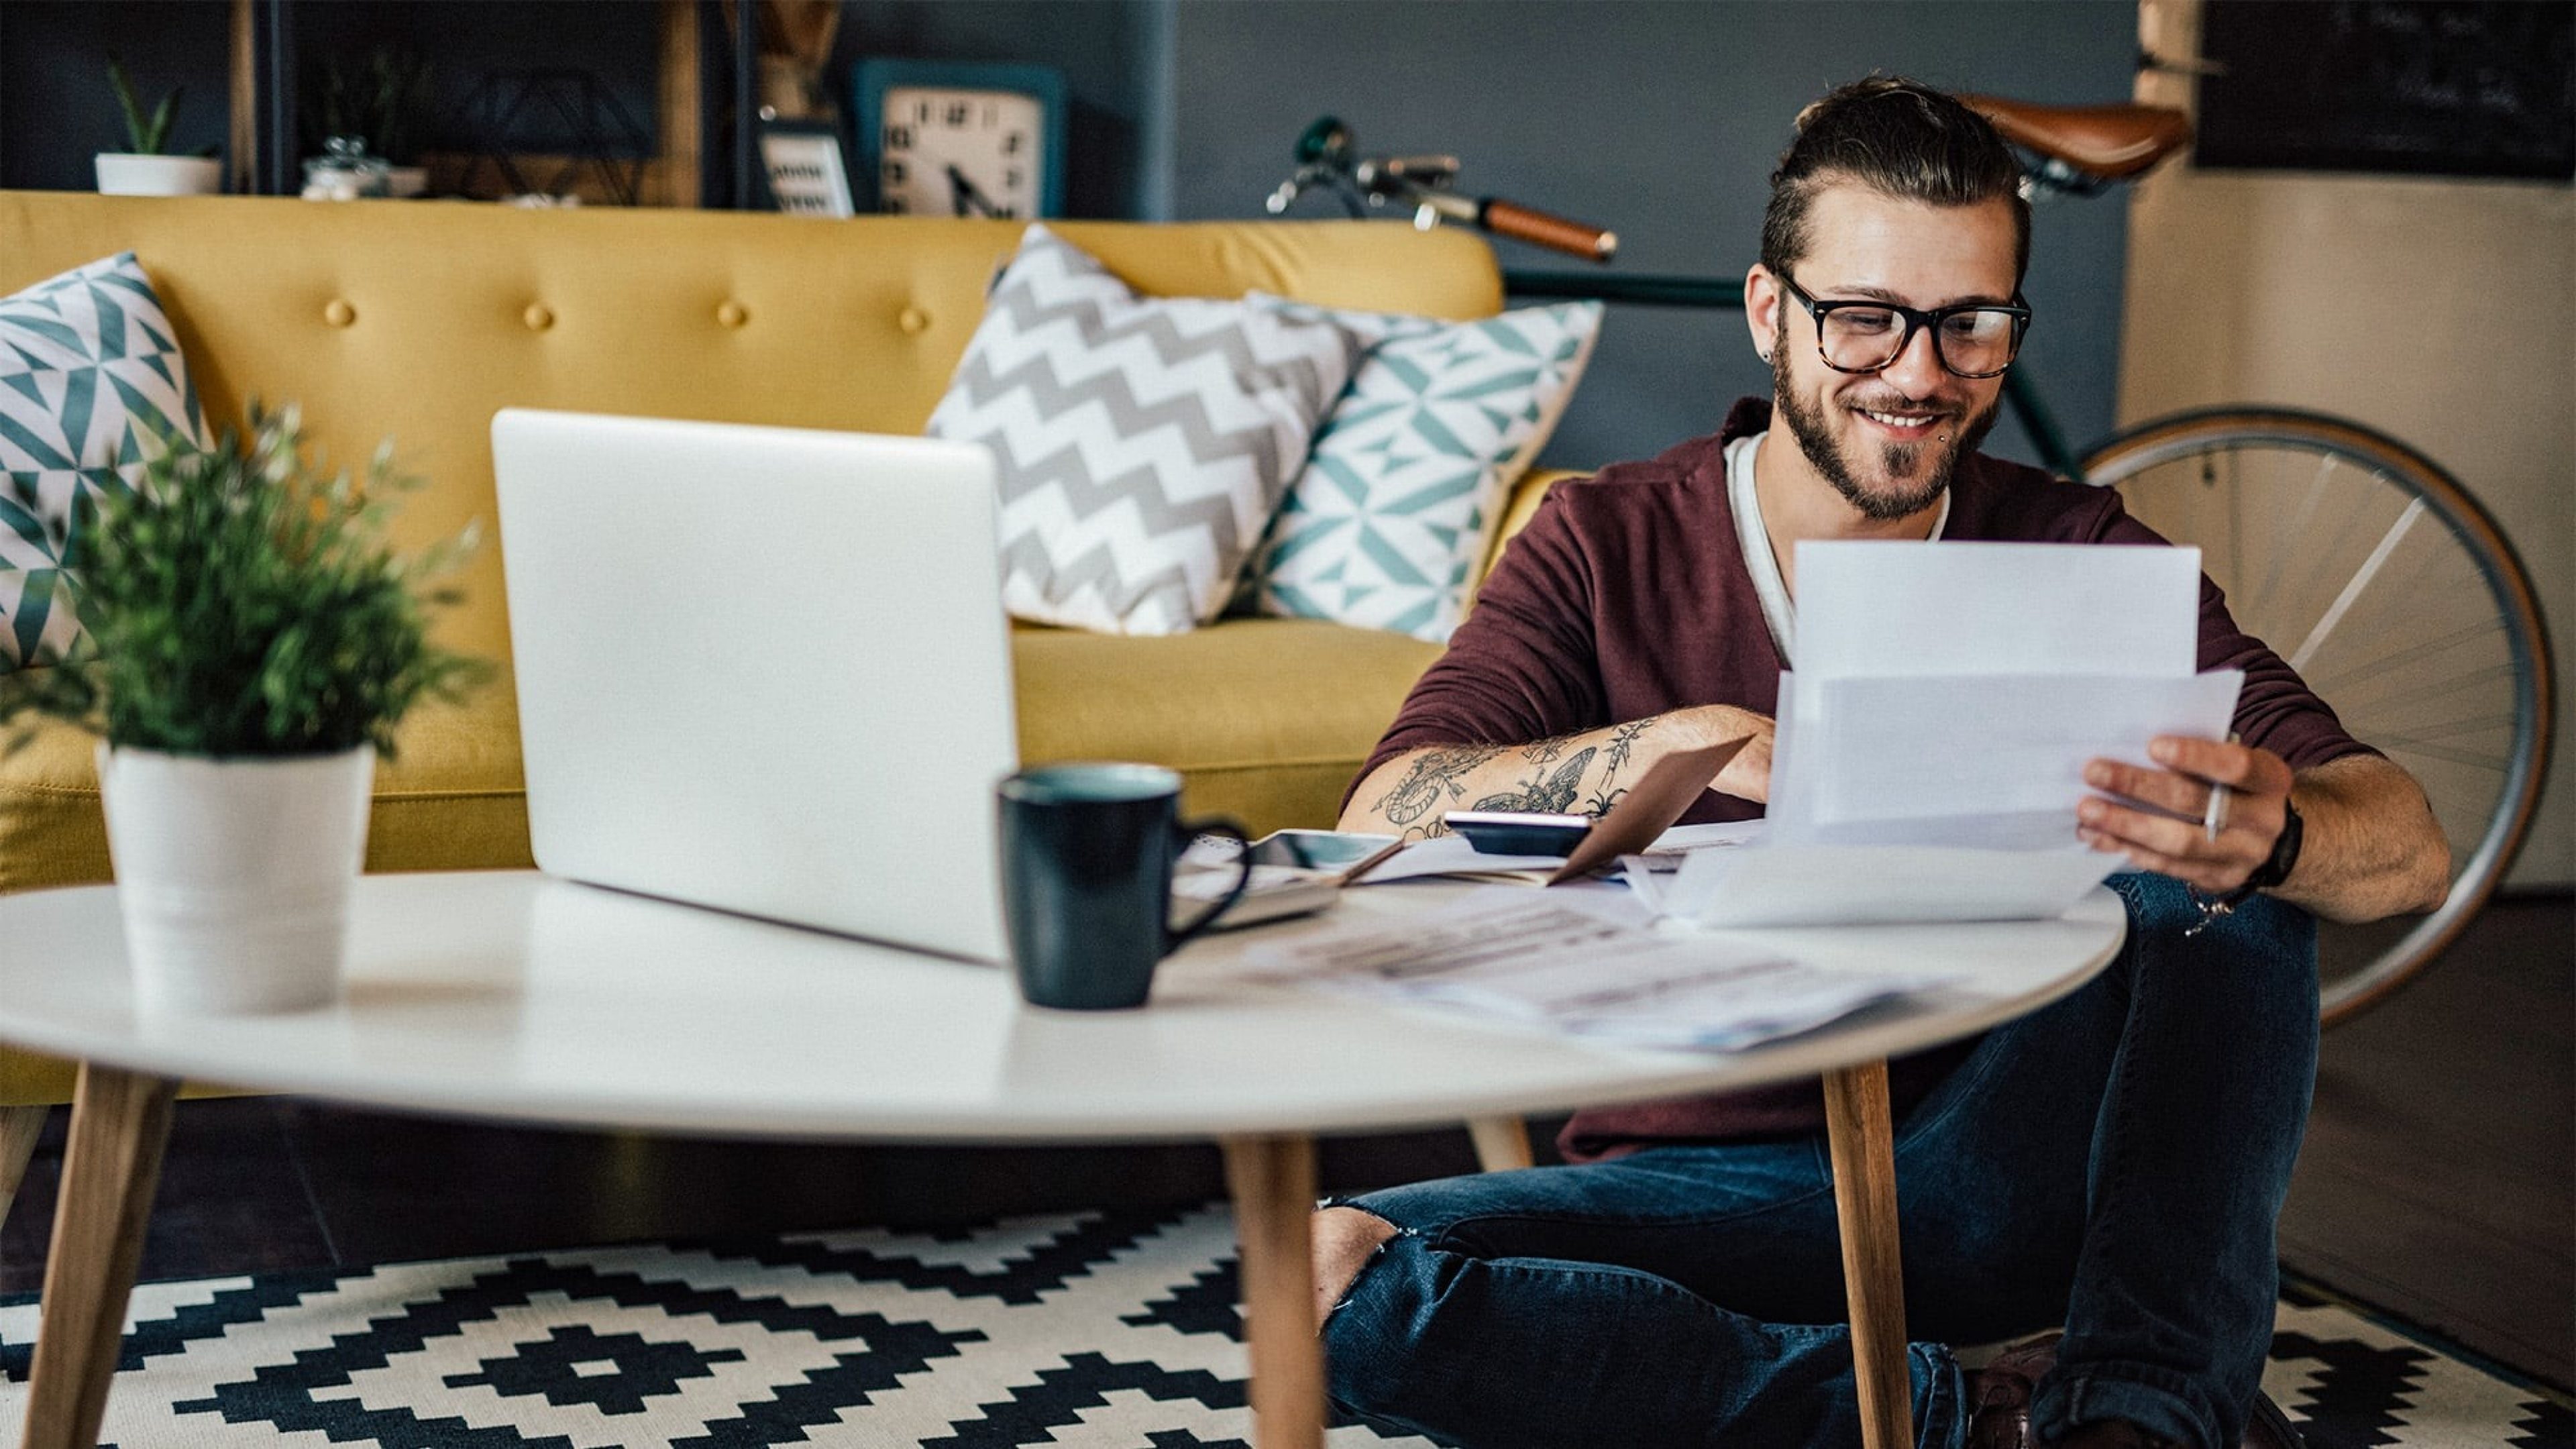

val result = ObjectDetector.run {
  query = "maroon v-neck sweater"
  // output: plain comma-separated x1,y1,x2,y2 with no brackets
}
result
1355,398,2372,1160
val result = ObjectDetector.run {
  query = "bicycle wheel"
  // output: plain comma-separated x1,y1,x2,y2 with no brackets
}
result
2077,407,2555,1028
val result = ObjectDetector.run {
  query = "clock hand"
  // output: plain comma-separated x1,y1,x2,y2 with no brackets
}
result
945,163,1000,218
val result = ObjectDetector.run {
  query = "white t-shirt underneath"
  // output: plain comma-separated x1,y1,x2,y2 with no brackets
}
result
1724,429,1951,663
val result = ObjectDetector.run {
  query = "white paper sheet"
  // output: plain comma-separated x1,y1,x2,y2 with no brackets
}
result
1658,843,2116,928
1703,538,2217,925
1796,541,2203,680
1809,670,2243,828
1244,890,1951,1051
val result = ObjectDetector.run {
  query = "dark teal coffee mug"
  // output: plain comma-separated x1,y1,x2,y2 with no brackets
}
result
997,763,1254,1010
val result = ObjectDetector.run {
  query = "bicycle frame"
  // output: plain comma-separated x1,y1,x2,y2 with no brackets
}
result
1501,268,2085,480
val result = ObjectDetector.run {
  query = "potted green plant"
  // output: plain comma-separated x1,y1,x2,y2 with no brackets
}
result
1,406,485,1012
95,57,223,196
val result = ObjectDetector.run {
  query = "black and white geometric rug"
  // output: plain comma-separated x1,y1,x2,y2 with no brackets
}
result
3,1203,2566,1448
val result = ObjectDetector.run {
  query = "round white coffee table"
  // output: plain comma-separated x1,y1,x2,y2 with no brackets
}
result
0,871,2125,1449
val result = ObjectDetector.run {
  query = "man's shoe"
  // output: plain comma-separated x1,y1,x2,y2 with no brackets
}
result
1963,1332,2059,1449
1960,1332,2306,1448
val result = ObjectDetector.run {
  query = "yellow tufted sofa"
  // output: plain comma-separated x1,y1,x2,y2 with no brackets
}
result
0,193,1576,1115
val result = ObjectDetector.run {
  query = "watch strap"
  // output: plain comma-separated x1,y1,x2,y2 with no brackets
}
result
2218,798,2303,908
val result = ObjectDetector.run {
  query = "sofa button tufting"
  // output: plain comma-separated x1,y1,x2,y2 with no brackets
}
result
898,305,930,335
323,299,356,327
717,301,749,328
523,303,555,331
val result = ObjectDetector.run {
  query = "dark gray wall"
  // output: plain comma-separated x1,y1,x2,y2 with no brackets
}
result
1,0,2135,468
1166,0,2139,472
0,1,233,191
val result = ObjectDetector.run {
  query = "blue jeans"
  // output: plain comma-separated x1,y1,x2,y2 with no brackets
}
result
1322,874,2318,1449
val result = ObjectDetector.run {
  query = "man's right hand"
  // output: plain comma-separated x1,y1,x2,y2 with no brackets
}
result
1337,704,1776,838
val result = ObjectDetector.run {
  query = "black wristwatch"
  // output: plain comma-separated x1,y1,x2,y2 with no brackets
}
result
2228,798,2305,904
2190,800,2303,934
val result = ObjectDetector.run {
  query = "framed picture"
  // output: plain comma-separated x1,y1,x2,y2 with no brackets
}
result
853,59,1067,219
758,119,855,217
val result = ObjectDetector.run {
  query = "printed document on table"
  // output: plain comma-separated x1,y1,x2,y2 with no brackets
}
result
1244,890,1953,1052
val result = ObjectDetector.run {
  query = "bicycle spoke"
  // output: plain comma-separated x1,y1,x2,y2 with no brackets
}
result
2308,619,2504,695
2373,712,2519,745
2247,452,2337,627
2373,737,2510,773
2289,498,2426,672
2336,659,2518,717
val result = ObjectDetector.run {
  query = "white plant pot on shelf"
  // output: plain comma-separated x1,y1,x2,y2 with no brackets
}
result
93,153,223,196
97,743,375,1014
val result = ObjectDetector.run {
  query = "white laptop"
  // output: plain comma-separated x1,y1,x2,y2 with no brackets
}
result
491,409,1018,961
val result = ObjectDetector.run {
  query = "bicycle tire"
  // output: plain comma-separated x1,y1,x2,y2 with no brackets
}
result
2077,407,2555,1028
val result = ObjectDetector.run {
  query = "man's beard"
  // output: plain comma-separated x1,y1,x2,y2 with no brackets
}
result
1771,344,2000,522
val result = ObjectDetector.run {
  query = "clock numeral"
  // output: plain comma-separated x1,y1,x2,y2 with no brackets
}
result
945,101,971,127
916,101,930,123
883,160,907,184
1003,131,1024,156
883,196,908,215
884,124,912,152
994,205,1016,219
1004,167,1024,190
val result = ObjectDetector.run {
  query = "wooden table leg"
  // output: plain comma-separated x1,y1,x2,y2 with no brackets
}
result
1823,1061,1913,1449
1465,1115,1534,1173
1,1103,50,1236
1222,1134,1324,1449
21,1064,179,1449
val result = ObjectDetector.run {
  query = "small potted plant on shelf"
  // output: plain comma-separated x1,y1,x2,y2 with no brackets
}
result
95,57,223,196
1,407,486,1013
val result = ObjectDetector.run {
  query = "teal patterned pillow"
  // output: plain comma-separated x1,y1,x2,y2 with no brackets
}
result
0,252,205,670
1239,294,1601,642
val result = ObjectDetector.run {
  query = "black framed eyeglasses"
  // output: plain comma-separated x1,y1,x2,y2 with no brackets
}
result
1777,272,2032,380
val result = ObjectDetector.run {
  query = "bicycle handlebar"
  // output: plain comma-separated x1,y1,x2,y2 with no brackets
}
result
1480,199,1617,262
1275,115,1619,264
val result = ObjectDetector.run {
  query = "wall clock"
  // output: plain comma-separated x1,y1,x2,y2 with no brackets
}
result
853,60,1067,219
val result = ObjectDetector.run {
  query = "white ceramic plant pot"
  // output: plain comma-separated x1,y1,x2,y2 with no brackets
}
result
97,743,376,1014
94,153,223,196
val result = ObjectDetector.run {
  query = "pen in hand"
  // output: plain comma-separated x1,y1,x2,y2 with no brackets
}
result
2202,732,2239,842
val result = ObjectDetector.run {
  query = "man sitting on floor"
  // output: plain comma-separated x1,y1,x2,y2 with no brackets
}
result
1319,77,2450,1449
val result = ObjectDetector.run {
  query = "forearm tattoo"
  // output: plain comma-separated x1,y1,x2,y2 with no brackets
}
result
1584,718,1657,816
1375,744,1506,826
1373,714,1687,837
1473,748,1597,813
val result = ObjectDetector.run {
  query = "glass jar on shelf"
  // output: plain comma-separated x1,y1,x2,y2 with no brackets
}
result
301,136,390,201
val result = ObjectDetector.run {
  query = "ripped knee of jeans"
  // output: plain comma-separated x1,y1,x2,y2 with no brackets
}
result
1312,1201,1410,1326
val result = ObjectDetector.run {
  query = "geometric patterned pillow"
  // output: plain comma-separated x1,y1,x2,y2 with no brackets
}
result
1236,293,1602,642
925,225,1358,637
0,252,206,670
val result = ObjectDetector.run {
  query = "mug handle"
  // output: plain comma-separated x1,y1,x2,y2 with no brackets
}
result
1165,818,1254,953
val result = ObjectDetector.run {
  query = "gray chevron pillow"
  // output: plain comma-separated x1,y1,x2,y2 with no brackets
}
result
926,225,1358,636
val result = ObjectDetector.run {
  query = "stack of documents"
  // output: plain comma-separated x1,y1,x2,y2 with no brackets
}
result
1652,541,2241,928
1246,890,1951,1052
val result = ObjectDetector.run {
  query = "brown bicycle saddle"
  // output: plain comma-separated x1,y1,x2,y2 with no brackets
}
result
1961,96,2194,181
